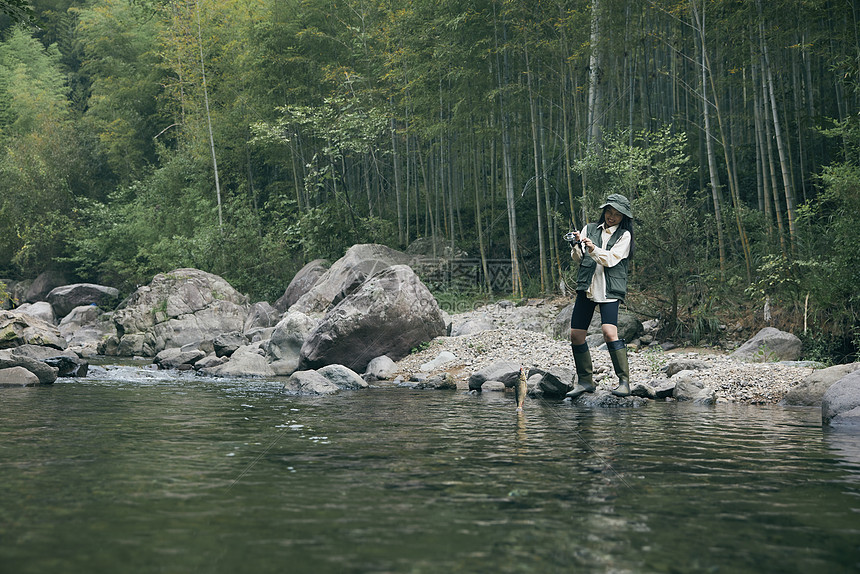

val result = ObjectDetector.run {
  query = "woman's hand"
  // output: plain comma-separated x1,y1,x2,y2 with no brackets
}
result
582,237,595,252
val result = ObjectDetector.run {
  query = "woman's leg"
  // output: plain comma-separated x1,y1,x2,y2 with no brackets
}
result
597,301,630,396
567,292,597,398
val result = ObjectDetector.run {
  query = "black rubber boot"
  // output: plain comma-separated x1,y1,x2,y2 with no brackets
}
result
607,340,631,397
565,343,596,398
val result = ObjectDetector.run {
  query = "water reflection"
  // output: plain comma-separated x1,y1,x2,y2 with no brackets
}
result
1,376,859,573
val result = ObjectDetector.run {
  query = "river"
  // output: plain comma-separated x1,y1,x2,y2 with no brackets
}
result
1,364,858,573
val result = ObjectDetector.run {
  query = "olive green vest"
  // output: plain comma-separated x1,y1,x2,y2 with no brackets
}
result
575,223,629,301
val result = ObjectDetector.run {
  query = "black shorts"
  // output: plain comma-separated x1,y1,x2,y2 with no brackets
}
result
569,290,619,330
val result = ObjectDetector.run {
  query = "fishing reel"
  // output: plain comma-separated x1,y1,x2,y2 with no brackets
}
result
563,231,581,245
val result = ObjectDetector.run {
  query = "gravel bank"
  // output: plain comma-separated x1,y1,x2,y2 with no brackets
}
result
393,327,815,404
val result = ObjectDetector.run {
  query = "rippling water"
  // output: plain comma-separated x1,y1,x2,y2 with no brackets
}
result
1,365,859,573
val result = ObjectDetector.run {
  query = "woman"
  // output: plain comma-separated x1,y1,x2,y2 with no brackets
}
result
566,193,635,398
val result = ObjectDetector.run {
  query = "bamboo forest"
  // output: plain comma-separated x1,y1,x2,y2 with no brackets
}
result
1,0,859,362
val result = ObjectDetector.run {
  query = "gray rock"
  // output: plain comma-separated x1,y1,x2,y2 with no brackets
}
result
299,265,445,373
0,310,67,350
415,372,457,390
265,311,317,376
284,370,340,395
317,364,368,390
364,355,397,380
468,361,522,391
652,380,676,399
213,331,247,358
0,366,41,387
673,375,716,405
274,259,329,312
110,268,248,357
47,283,120,319
663,359,711,377
243,301,280,333
154,348,206,370
24,269,69,303
569,389,649,408
731,327,802,362
450,318,495,337
822,370,860,426
782,363,860,406
420,351,456,371
15,302,56,325
0,349,58,384
536,367,574,397
630,382,657,399
193,354,227,370
202,343,274,377
58,305,116,357
290,244,413,314
10,344,87,377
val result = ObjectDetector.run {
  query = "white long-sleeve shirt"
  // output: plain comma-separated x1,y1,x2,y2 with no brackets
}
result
570,223,631,303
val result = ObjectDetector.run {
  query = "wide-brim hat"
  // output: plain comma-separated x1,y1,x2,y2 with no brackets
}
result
599,193,633,219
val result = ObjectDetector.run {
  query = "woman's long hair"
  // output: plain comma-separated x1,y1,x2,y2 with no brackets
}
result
597,208,635,259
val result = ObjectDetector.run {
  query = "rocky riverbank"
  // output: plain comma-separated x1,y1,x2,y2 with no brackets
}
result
393,327,817,405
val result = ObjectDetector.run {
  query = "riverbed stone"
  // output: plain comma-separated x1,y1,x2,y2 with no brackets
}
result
0,366,41,387
202,343,275,378
450,318,495,337
782,363,860,406
414,372,457,390
468,361,522,391
420,350,456,372
265,311,317,376
317,364,368,390
284,369,340,395
731,327,802,362
0,350,58,384
568,389,649,408
155,348,206,370
663,359,711,377
10,344,87,377
364,355,397,381
24,269,69,303
193,353,227,370
821,370,860,427
536,366,574,397
673,375,716,405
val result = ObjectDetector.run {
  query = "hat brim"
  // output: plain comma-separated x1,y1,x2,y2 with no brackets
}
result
599,201,633,219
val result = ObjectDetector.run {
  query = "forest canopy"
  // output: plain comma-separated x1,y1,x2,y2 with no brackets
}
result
0,0,858,362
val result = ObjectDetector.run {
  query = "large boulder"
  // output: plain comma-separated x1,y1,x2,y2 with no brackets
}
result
0,311,67,350
0,349,58,384
108,269,248,357
58,305,117,358
783,363,860,406
821,370,860,427
9,344,88,377
46,283,120,319
274,259,329,312
15,301,56,325
290,244,412,315
731,327,802,362
25,269,69,303
672,372,716,405
299,265,445,373
265,311,317,376
0,366,41,387
317,364,368,390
